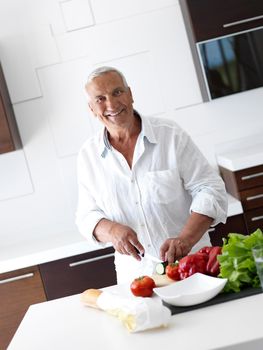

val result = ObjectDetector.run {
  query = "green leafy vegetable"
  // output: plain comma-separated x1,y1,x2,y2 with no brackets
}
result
218,228,263,292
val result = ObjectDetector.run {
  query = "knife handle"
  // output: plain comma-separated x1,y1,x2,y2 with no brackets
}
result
135,247,144,258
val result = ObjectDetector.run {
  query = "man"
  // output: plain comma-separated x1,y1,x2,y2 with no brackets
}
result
76,66,228,283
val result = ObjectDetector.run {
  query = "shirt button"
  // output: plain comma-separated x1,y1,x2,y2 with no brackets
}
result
141,224,145,227
131,179,134,183
135,201,139,205
147,244,151,248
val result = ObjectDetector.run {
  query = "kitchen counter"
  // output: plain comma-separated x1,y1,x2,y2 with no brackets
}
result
0,231,103,274
8,284,263,350
215,134,263,171
0,194,242,274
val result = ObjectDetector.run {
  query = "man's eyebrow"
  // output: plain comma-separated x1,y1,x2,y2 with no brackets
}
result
113,86,125,91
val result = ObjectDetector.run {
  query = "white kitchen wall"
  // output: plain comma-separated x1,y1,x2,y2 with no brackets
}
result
0,0,262,249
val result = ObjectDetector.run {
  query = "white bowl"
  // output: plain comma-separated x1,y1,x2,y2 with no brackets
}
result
153,273,227,307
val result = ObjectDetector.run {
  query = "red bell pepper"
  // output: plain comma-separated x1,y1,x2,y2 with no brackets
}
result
198,246,214,256
178,253,207,279
206,246,222,276
178,246,222,279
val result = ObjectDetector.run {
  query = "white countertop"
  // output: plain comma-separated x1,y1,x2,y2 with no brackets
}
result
8,284,263,350
215,135,263,171
0,231,103,274
0,195,242,274
226,193,243,217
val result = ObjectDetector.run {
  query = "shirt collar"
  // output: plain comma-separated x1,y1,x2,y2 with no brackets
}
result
99,128,110,158
140,114,157,145
99,111,157,158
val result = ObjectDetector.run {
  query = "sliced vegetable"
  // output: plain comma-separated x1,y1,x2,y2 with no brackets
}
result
197,245,222,276
165,263,180,281
198,246,214,255
130,276,156,297
178,253,207,279
155,261,168,275
206,246,222,276
218,229,263,292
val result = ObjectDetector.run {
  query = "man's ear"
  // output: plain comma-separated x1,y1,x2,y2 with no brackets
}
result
128,87,134,103
88,102,96,117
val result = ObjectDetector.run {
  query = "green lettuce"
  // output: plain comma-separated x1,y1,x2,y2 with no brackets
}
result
218,228,263,292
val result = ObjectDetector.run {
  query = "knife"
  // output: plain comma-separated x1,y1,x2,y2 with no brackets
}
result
137,251,163,263
135,247,163,263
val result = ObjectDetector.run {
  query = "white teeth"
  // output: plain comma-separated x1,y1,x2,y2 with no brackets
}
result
106,109,123,117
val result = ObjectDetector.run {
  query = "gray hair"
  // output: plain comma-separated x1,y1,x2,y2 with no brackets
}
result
86,66,128,88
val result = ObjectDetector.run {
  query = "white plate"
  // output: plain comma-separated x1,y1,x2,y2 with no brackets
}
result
153,273,227,306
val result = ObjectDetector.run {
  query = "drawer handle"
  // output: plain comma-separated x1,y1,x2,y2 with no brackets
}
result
241,172,263,181
223,15,263,28
0,273,34,285
246,193,263,201
251,215,263,222
69,252,115,267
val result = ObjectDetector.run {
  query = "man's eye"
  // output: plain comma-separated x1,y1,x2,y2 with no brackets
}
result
114,89,123,96
96,97,104,103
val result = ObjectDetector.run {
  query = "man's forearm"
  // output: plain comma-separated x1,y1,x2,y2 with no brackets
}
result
93,218,116,243
178,211,213,248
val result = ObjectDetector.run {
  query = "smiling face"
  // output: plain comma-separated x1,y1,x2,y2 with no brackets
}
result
85,71,135,130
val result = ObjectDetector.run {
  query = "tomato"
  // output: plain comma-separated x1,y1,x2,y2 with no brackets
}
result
165,263,180,281
130,276,156,297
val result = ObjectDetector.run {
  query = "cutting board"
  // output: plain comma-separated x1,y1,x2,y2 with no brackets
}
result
164,287,263,315
152,274,176,287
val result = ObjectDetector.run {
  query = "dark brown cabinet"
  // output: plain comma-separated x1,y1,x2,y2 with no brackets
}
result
179,0,263,101
180,0,263,42
0,247,117,348
219,164,263,234
39,246,117,300
0,63,22,154
0,266,47,350
209,214,247,246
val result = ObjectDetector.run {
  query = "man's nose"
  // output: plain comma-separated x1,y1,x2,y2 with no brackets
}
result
106,96,117,110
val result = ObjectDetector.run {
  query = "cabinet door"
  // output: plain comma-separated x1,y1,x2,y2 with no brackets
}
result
209,214,247,246
39,247,117,300
0,63,22,154
240,185,263,211
219,165,263,198
0,266,47,350
244,207,263,232
0,95,14,153
235,165,263,191
184,0,263,41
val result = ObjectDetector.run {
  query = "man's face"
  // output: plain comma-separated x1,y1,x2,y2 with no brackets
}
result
86,71,134,128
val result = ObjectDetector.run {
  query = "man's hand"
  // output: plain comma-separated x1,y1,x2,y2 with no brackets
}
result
160,237,191,263
94,219,145,261
109,222,145,261
160,212,214,263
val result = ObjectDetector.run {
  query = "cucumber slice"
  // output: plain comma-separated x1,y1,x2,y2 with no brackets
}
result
155,261,168,275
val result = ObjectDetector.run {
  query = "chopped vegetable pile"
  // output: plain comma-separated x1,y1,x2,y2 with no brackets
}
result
218,228,263,292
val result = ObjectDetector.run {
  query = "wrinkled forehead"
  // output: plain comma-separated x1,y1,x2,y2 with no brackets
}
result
86,71,126,96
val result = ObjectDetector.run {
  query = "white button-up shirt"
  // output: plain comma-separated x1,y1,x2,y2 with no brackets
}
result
76,116,227,283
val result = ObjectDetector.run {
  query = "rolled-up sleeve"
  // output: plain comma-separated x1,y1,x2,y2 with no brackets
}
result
177,130,228,226
190,186,228,226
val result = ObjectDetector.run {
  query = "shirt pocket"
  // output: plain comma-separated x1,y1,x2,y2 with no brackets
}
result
144,169,180,204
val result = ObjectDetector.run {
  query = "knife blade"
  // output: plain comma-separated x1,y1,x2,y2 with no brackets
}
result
143,253,163,263
135,247,163,263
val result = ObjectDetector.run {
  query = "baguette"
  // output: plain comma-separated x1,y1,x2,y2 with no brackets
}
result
81,288,102,309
